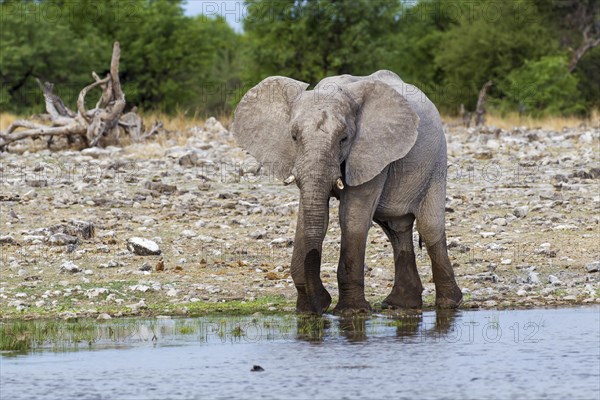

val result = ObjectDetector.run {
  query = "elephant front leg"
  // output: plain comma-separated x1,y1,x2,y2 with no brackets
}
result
334,235,371,315
378,220,424,309
333,177,385,315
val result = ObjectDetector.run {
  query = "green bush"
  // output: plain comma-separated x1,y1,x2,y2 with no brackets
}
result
0,0,242,116
0,0,598,116
500,55,585,116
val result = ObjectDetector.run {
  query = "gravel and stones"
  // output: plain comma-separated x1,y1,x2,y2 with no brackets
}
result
0,120,598,318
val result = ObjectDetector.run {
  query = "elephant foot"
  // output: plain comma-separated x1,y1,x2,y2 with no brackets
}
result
381,283,423,309
435,282,463,309
381,292,423,310
332,298,371,316
296,285,332,315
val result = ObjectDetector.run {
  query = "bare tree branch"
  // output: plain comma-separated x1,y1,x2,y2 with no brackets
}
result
87,42,126,146
77,75,111,123
0,124,85,146
2,42,150,152
568,26,600,72
475,80,493,127
92,72,113,109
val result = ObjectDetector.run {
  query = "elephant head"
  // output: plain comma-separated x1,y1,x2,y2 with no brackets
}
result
232,75,420,313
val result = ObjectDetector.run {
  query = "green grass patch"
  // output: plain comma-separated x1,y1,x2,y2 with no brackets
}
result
0,319,100,352
0,294,294,320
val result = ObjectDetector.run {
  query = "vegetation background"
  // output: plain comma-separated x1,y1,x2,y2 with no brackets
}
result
1,0,598,119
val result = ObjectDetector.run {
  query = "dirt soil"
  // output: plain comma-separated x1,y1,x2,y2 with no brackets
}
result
1,118,599,319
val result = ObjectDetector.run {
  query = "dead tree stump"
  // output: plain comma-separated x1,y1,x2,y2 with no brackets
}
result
475,80,493,127
0,42,162,152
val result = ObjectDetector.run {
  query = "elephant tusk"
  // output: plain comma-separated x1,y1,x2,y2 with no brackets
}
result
283,175,296,185
336,178,344,190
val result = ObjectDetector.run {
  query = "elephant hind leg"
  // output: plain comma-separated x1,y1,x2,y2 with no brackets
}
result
415,178,462,308
416,217,462,309
376,216,423,309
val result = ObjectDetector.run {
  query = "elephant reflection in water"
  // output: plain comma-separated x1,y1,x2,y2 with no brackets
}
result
294,310,459,342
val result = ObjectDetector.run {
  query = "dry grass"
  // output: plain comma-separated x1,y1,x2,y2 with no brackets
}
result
141,111,233,131
0,112,19,131
139,112,234,148
0,111,232,133
443,109,599,130
2,110,597,137
485,110,599,130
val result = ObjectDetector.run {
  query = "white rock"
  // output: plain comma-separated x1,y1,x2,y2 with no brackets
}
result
370,267,385,278
492,218,507,226
552,224,578,231
86,288,109,298
480,231,496,238
60,261,81,273
513,206,528,218
270,237,293,247
548,275,561,285
127,237,161,256
579,132,593,143
129,284,152,292
0,235,15,244
585,261,599,273
181,230,197,238
60,311,78,320
127,300,147,310
486,140,500,150
527,271,540,284
204,117,227,134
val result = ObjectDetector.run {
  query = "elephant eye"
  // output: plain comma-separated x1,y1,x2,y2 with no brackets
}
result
341,136,348,142
291,127,299,141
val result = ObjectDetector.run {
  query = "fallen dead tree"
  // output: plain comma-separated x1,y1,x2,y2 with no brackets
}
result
0,42,162,151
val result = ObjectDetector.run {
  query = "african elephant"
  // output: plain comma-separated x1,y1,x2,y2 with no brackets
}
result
232,70,462,315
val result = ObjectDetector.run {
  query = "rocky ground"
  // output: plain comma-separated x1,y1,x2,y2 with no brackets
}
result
0,118,598,319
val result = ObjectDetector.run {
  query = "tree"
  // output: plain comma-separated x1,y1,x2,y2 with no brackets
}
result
387,0,456,105
0,0,106,113
433,0,558,112
0,0,243,115
243,0,401,84
533,0,600,72
500,55,584,117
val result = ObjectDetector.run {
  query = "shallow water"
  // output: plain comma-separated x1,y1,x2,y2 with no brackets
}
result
1,307,599,400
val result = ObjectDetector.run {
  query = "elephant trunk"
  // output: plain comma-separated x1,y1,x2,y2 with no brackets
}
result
296,155,339,313
300,184,330,313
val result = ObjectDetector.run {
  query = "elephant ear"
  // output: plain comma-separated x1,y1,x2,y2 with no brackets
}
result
344,80,420,187
232,76,309,180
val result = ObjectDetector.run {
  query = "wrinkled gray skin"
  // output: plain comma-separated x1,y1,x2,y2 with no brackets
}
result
232,70,462,315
